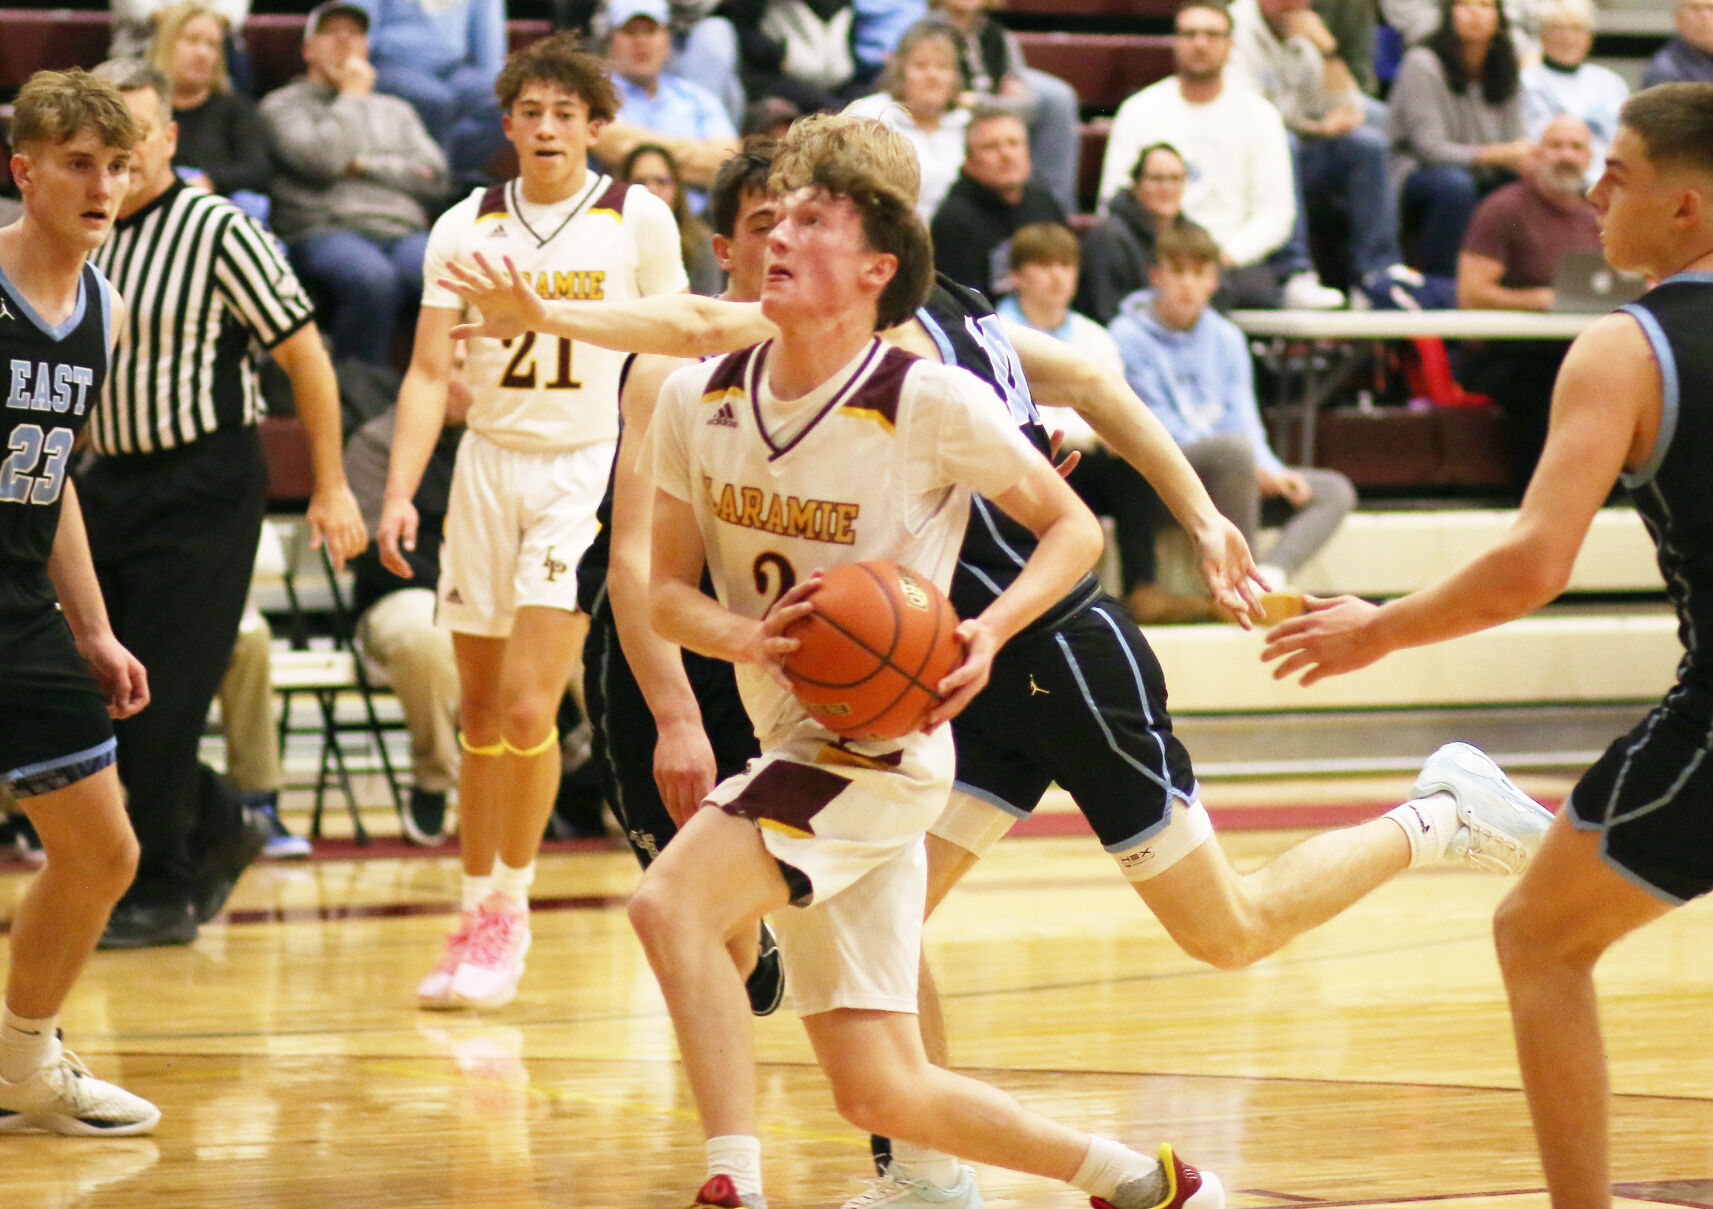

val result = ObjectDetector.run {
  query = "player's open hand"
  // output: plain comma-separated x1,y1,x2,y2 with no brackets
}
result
923,618,989,730
441,253,546,343
81,633,149,719
748,576,820,688
1260,594,1383,685
655,719,718,827
1196,514,1262,627
1047,428,1081,479
307,483,368,572
376,497,420,579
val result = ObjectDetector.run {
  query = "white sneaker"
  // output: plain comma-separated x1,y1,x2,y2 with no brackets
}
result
1281,271,1346,310
841,1162,983,1209
417,908,479,1008
1412,742,1555,873
449,893,531,1009
0,1038,160,1136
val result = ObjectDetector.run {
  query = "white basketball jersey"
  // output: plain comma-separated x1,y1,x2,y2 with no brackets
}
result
650,337,1043,741
422,174,688,453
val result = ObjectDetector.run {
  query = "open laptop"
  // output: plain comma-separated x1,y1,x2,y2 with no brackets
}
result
1550,249,1649,313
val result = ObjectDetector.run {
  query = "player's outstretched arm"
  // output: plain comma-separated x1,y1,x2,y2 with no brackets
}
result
1004,323,1262,622
607,355,719,823
1263,312,1654,686
928,456,1104,727
378,307,459,578
441,253,776,355
270,324,368,570
48,481,148,719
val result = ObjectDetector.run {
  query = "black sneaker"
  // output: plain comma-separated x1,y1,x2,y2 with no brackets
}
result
98,899,198,950
192,803,273,923
402,788,447,846
746,919,784,1016
240,791,310,860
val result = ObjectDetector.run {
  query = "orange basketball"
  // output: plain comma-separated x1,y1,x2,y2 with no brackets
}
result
781,560,964,741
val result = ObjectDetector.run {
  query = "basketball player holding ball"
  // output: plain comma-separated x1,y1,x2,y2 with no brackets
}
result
629,123,1230,1209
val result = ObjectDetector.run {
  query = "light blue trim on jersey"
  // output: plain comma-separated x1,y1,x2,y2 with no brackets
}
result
0,262,88,343
968,495,1029,571
4,737,117,797
91,264,113,352
948,779,1031,819
1617,302,1679,489
1055,602,1178,853
1660,271,1713,286
916,304,957,367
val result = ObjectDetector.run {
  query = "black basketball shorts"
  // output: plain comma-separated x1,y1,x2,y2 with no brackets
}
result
582,596,760,869
950,595,1198,852
0,606,117,797
1568,682,1713,904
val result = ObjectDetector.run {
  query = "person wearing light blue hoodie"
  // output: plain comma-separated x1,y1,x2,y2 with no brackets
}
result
1109,222,1355,604
348,0,507,182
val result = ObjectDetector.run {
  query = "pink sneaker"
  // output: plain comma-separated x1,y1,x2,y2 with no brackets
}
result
449,894,531,1009
417,909,479,1009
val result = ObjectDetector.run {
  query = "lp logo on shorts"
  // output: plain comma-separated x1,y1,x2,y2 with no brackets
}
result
541,546,568,583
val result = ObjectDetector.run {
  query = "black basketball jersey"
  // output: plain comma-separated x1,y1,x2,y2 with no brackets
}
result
917,274,1100,628
0,262,111,615
1619,274,1713,688
575,353,636,614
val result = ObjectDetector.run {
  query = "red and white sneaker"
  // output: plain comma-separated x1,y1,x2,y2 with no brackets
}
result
1092,1145,1223,1209
687,1174,767,1208
416,909,478,1009
449,893,531,1009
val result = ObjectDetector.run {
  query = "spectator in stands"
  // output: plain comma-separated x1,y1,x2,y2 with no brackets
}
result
622,143,724,293
1231,0,1416,304
553,0,747,124
1382,0,1549,60
725,0,862,113
741,94,801,137
1110,223,1356,619
261,1,449,367
347,0,506,184
1098,0,1344,310
1389,0,1532,279
1457,114,1600,489
1522,0,1625,181
929,0,1082,212
930,109,1064,298
341,370,472,847
148,2,272,224
1642,0,1713,86
112,0,254,91
845,19,971,219
1076,142,1215,323
601,0,740,197
1312,0,1379,96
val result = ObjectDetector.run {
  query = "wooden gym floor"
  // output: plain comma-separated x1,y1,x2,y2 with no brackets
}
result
3,774,1711,1209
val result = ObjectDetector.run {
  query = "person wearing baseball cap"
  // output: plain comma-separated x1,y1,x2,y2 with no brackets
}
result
599,0,738,194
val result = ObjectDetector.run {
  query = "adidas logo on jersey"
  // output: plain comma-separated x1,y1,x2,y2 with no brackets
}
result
444,587,464,605
707,399,738,428
486,224,509,240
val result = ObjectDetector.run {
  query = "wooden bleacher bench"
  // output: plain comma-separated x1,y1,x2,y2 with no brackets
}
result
1015,32,1173,113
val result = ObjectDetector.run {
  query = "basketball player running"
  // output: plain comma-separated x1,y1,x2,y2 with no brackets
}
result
376,33,688,1010
575,142,786,1015
445,115,1558,1209
1263,83,1713,1209
0,69,158,1135
633,128,1234,1209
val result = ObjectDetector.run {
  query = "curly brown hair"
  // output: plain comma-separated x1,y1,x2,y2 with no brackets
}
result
493,31,618,121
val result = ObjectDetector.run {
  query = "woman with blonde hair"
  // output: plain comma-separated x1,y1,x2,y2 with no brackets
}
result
147,1,271,223
844,19,971,220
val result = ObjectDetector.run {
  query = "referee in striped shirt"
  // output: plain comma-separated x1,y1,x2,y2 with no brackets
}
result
79,60,366,949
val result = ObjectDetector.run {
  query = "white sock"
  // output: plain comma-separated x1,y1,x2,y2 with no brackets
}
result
461,873,494,913
491,859,534,911
1385,791,1458,867
707,1134,764,1202
1072,1136,1163,1206
0,1007,57,1083
890,1139,961,1189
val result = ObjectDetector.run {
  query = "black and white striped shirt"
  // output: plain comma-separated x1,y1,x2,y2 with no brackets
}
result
88,179,316,456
